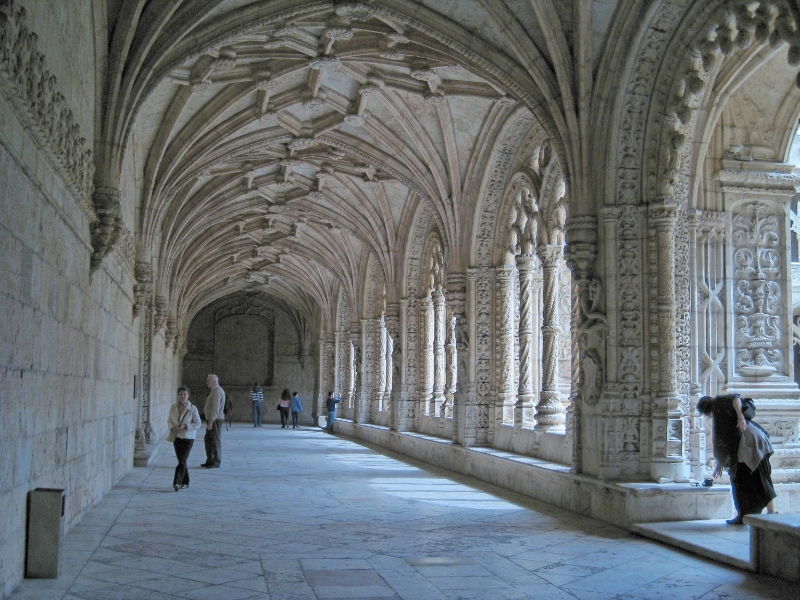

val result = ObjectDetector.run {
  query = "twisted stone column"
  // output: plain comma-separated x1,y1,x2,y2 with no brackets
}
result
516,254,537,428
496,264,517,426
432,290,446,417
536,245,565,432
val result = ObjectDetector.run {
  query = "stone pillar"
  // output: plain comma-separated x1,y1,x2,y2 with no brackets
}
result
536,245,566,433
376,318,387,413
516,254,537,428
446,274,467,442
649,201,685,480
133,260,157,466
444,310,456,419
395,299,412,431
457,271,478,445
420,295,434,416
432,290,446,417
347,327,360,420
356,319,370,424
565,217,601,474
496,264,517,427
385,303,399,421
318,334,335,426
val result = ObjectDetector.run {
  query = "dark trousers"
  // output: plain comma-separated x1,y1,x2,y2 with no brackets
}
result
253,402,262,426
204,419,222,466
279,406,289,427
173,439,194,486
291,411,299,427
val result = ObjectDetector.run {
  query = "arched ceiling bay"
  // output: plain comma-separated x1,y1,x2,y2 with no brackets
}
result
106,1,586,329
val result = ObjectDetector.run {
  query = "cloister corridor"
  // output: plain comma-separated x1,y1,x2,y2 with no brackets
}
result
9,425,798,600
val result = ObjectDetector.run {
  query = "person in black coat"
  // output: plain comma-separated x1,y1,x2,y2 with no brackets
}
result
697,393,777,524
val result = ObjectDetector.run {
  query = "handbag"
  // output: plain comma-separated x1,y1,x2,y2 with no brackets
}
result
167,405,190,442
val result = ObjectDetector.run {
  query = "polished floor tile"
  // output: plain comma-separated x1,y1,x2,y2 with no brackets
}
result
8,426,798,600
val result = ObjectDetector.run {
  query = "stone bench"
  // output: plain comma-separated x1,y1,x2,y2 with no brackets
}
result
743,513,800,582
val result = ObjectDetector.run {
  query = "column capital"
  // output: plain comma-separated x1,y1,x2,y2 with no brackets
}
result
648,200,680,225
515,253,537,272
536,244,563,266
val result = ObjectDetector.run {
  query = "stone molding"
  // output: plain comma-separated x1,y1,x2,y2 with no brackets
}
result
0,0,94,211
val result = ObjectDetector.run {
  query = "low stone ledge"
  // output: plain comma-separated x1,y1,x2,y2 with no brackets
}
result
744,513,800,582
332,420,738,528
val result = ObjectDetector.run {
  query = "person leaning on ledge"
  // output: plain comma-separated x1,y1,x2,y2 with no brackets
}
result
201,374,225,468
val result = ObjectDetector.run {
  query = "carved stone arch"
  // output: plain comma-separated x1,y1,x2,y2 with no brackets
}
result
539,159,567,247
403,201,436,298
645,0,800,203
472,111,537,268
491,172,541,266
364,254,385,320
336,288,350,332
420,230,446,296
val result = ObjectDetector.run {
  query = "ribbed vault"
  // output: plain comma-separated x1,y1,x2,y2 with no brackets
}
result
101,0,583,334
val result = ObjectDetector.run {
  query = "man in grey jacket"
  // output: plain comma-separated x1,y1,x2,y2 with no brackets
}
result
201,374,225,468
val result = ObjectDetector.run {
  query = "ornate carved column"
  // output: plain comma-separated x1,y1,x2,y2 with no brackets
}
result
515,255,537,428
446,274,466,441
474,268,494,445
536,245,566,433
347,326,360,420
432,289,446,417
357,319,371,424
395,298,413,431
90,187,123,273
496,264,517,427
385,303,399,421
133,259,157,466
376,318,387,413
419,295,434,416
649,201,685,480
444,310,456,419
319,334,335,426
565,216,603,474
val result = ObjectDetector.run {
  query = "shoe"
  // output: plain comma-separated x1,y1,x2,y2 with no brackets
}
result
211,464,221,468
726,516,743,525
173,484,180,491
200,463,211,468
180,484,188,489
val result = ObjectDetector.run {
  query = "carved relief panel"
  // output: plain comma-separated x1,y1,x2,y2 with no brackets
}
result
730,201,786,378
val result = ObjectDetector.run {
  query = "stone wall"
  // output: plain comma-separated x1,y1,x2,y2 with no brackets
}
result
0,102,141,597
182,292,317,425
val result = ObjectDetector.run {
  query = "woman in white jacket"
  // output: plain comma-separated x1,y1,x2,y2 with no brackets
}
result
167,386,201,491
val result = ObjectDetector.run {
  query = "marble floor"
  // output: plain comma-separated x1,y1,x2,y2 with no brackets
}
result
10,425,798,600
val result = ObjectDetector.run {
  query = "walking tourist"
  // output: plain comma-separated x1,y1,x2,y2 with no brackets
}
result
167,386,201,491
251,382,264,427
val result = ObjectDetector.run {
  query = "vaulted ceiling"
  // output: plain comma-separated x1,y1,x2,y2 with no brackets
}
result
99,1,612,330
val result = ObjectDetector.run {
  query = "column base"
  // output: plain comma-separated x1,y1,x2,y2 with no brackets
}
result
133,443,159,467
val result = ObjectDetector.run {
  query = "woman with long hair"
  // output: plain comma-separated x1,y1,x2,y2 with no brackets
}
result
277,388,291,428
697,393,777,524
